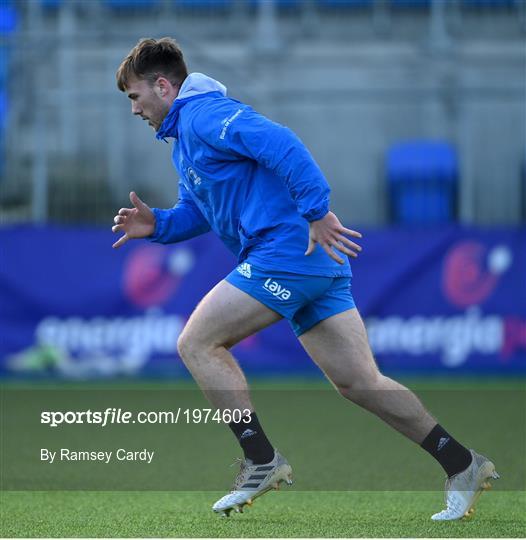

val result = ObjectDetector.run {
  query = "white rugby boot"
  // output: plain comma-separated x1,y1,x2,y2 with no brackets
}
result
431,450,500,521
212,450,293,517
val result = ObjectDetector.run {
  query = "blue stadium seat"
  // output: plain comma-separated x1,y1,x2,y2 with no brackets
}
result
390,0,431,8
0,91,7,131
461,0,516,6
387,141,458,225
0,46,8,87
105,0,161,9
40,0,63,8
175,0,233,8
0,132,3,179
248,0,301,9
0,5,17,34
317,0,374,7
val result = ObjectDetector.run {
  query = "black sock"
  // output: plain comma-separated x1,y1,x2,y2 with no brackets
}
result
421,424,472,477
228,412,275,464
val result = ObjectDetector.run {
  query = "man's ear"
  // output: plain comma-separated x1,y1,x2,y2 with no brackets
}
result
156,76,170,97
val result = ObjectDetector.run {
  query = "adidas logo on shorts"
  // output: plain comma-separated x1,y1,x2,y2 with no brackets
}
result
236,263,252,278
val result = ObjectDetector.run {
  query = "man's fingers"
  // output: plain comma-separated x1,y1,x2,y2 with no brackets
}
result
112,233,129,249
336,234,362,253
304,237,316,256
114,215,125,225
118,208,132,217
112,224,124,233
130,191,148,212
305,236,348,263
340,227,362,239
332,241,358,259
321,242,344,265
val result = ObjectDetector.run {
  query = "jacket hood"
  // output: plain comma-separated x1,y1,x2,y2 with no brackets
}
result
177,72,227,100
156,73,227,141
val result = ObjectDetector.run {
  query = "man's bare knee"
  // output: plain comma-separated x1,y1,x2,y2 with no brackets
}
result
335,370,384,402
177,324,228,364
176,329,192,362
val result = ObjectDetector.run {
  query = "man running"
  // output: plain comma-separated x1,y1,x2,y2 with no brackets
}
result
112,37,498,520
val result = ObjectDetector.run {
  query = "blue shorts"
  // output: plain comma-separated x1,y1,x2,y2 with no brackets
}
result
225,262,356,337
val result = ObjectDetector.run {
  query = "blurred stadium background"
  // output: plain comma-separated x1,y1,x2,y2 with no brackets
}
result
0,0,525,380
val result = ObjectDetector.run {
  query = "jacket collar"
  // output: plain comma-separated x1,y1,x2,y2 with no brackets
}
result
156,73,227,141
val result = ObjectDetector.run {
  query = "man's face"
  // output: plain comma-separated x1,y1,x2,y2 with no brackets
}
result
125,77,171,132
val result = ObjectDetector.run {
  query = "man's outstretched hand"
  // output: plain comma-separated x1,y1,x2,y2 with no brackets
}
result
305,211,362,265
112,192,155,249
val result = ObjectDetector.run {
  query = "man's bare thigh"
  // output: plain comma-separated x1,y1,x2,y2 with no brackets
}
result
298,308,379,387
183,280,282,348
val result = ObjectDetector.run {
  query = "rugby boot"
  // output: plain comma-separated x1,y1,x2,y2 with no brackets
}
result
212,450,293,517
431,450,500,521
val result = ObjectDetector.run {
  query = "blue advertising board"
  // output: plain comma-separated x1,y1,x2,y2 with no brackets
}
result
1,224,524,378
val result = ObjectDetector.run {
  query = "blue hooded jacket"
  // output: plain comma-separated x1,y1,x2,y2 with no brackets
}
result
150,73,351,277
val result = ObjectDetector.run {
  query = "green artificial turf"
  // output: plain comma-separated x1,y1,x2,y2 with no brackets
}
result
1,490,525,537
1,378,524,537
